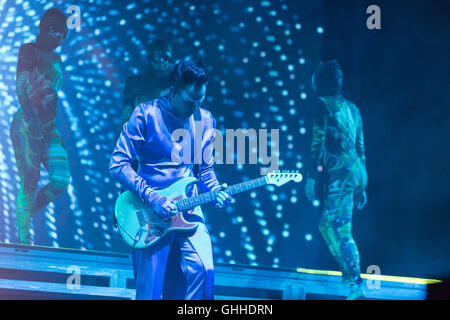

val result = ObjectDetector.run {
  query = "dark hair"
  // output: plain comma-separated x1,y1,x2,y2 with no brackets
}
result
170,60,208,90
146,40,172,58
312,60,343,96
39,8,67,33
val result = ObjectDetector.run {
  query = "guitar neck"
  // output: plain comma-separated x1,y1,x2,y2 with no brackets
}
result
176,176,268,212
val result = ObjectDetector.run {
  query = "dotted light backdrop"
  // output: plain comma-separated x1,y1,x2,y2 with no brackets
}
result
0,0,325,269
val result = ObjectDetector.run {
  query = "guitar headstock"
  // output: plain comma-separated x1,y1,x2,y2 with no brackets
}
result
266,170,303,187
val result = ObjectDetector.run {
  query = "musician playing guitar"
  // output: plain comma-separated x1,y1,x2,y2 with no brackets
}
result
109,60,230,300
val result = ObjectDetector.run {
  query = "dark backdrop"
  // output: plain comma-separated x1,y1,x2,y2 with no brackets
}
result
318,0,450,278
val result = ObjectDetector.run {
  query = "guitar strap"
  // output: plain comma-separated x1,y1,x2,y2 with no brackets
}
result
192,108,202,178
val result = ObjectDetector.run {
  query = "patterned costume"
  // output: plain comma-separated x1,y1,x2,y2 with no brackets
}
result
11,37,70,244
308,95,368,285
109,95,221,299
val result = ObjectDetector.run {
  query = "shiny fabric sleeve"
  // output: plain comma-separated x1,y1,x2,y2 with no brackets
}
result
197,113,221,193
109,104,167,212
307,99,327,180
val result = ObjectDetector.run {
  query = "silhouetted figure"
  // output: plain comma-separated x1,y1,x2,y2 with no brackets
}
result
11,8,70,244
110,60,230,299
305,60,368,300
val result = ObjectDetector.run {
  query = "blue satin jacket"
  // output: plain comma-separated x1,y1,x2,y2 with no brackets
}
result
109,95,221,220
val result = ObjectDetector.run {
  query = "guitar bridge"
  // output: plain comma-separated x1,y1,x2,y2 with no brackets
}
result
136,210,147,227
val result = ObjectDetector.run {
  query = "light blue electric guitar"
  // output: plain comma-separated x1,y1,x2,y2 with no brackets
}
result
114,171,302,249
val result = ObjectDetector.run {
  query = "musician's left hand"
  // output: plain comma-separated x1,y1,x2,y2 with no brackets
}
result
213,183,231,209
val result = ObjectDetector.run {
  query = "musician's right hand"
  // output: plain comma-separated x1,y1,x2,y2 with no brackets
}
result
153,196,177,221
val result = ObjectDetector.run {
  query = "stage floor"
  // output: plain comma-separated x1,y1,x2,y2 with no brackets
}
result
0,243,439,300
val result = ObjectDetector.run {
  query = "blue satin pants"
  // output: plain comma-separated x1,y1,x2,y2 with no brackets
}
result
131,221,214,300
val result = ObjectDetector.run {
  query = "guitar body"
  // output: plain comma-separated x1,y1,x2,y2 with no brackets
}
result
114,170,302,249
114,177,199,249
